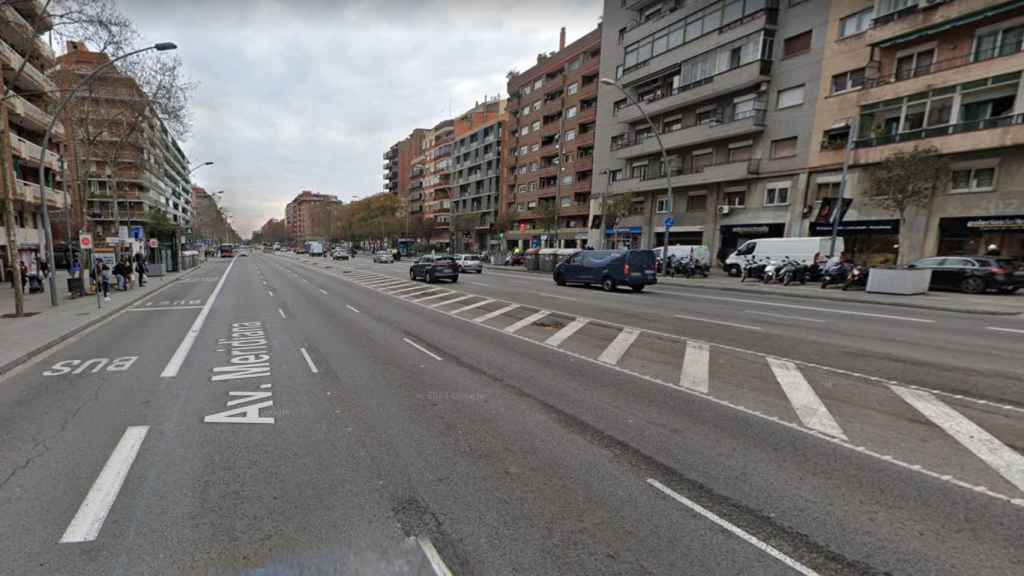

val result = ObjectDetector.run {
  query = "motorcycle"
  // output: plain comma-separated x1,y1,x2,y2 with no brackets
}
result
841,265,869,290
740,256,770,282
779,258,807,286
761,257,791,284
820,260,853,289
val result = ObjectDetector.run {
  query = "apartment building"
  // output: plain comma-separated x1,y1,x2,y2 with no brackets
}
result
56,41,192,246
0,0,64,277
285,190,339,243
592,0,829,261
450,98,506,252
384,128,427,198
421,118,455,247
193,186,239,245
504,26,601,250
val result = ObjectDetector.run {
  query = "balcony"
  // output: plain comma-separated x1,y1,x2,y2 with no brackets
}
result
0,226,41,245
609,158,760,195
853,113,1024,164
5,93,63,137
864,48,1024,106
616,60,772,125
16,179,64,208
0,5,54,64
9,132,59,169
0,38,57,94
866,0,1002,48
613,110,766,160
542,98,562,115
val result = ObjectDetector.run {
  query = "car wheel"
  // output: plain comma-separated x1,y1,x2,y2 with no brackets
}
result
410,269,416,281
450,275,459,283
602,277,615,292
554,273,566,286
820,278,830,289
960,276,986,294
1003,286,1021,294
726,265,741,277
426,270,434,284
631,285,644,293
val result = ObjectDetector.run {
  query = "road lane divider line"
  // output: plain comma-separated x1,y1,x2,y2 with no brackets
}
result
891,386,1024,494
598,327,641,365
768,358,847,440
268,290,274,297
300,347,319,374
126,305,204,311
474,303,519,323
505,310,550,334
414,291,456,303
745,310,825,323
278,308,286,319
403,337,442,361
987,326,1024,335
431,295,474,308
680,341,710,393
346,305,360,314
647,479,821,576
160,256,237,378
674,313,764,332
318,288,328,295
545,317,589,347
365,278,405,287
537,291,578,302
451,298,495,315
60,426,149,543
416,536,454,576
382,283,418,292
675,292,935,323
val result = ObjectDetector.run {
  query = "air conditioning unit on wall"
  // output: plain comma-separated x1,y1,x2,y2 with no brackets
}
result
718,205,731,215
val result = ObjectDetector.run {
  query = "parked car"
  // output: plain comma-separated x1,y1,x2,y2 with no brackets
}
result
372,250,394,263
237,246,250,257
553,249,657,292
331,247,349,260
454,254,483,273
410,255,459,283
908,256,1022,294
724,237,842,277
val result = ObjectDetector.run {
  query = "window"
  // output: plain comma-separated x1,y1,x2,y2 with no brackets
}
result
691,150,714,172
975,25,1024,62
696,108,719,124
733,94,764,119
562,174,574,185
728,144,753,162
686,194,707,211
533,100,542,111
656,196,669,213
950,167,996,192
561,196,573,207
531,120,541,132
533,78,543,90
564,129,576,141
831,69,865,94
523,85,531,96
877,0,918,17
521,106,530,116
894,48,933,81
724,189,746,206
783,31,812,59
770,137,797,159
608,169,622,182
520,126,529,136
567,82,578,95
777,85,805,109
527,200,538,209
530,161,538,172
817,181,841,200
839,9,872,38
529,182,537,192
630,163,648,179
519,145,528,155
530,143,540,152
517,185,527,193
764,183,790,206
566,105,578,119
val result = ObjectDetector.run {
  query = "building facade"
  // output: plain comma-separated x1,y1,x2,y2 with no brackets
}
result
504,26,602,250
192,186,239,245
285,190,340,243
0,0,64,278
451,98,506,253
421,119,455,247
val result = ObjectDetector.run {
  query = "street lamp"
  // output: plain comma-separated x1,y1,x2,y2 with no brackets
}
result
189,161,214,176
600,78,674,257
37,42,178,306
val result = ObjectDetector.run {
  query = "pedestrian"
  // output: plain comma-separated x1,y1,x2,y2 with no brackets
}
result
70,255,81,279
122,258,133,290
19,260,28,292
38,256,49,279
100,262,111,301
113,259,125,291
135,255,147,287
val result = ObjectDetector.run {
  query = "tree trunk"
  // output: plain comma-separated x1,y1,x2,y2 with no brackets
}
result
2,80,26,316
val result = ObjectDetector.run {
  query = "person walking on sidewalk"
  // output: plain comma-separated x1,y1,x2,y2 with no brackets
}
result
112,260,125,291
123,257,133,290
19,261,28,292
135,254,147,287
100,262,111,301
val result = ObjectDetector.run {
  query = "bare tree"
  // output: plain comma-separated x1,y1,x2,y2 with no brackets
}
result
602,192,636,249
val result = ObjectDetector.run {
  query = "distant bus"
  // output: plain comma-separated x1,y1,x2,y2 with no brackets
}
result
219,243,236,257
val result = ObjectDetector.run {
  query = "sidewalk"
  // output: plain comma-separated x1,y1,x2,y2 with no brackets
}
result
487,265,1024,316
0,266,202,376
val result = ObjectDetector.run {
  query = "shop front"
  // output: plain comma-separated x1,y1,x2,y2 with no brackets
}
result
809,219,900,267
717,223,785,264
938,215,1024,261
605,226,643,249
655,225,705,248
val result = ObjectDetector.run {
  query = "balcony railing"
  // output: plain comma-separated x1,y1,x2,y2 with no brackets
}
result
612,109,766,150
854,113,1024,148
866,46,1024,89
16,179,64,208
0,38,57,93
9,132,59,169
614,60,773,115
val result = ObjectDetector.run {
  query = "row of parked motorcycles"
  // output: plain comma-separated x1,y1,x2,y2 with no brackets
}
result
739,256,869,290
658,255,710,278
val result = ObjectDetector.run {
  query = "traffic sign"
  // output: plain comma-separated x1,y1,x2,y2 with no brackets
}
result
130,225,144,240
148,238,159,248
663,217,674,228
79,233,93,250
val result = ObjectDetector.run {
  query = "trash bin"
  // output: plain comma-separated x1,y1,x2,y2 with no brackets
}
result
538,248,559,272
525,248,541,272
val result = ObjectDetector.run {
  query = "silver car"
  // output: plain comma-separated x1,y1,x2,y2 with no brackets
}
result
455,254,483,273
372,250,394,263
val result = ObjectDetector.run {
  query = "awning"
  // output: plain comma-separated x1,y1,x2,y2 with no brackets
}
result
874,0,1024,47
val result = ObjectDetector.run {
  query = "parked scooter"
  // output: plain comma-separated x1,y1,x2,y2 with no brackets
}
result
678,257,709,278
761,257,792,284
740,256,770,282
842,265,869,290
779,258,806,286
820,260,854,289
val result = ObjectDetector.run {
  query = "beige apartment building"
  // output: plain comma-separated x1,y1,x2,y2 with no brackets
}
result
285,190,340,243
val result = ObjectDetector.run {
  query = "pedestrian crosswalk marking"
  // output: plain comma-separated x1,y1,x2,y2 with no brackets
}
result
768,358,847,440
430,295,474,308
451,298,495,315
598,328,640,366
414,291,455,303
680,341,710,393
474,304,519,323
545,318,589,347
504,311,550,334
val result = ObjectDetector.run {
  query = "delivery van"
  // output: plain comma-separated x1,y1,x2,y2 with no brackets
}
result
723,237,843,276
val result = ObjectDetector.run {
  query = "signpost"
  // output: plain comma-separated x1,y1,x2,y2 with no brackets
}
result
662,216,674,262
78,233,92,250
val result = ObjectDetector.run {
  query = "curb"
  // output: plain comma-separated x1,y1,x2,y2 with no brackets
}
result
0,264,205,378
483,265,1023,317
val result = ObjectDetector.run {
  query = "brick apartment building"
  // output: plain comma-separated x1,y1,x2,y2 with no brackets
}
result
384,128,427,199
504,26,602,250
420,119,456,247
285,190,340,243
451,98,506,252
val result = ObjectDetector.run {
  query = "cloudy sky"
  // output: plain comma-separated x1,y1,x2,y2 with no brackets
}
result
119,0,603,236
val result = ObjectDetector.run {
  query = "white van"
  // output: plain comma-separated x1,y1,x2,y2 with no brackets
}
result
724,237,843,276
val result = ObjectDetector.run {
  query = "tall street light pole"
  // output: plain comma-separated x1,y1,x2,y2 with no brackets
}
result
189,160,214,176
38,42,178,306
601,78,673,256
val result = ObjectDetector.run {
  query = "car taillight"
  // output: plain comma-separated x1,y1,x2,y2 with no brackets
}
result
624,263,630,275
991,267,1009,274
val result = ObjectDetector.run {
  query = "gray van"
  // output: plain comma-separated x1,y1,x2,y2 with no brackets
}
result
553,249,657,292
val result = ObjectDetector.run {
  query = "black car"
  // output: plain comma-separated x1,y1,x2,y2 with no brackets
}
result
554,249,657,292
908,256,1022,294
410,255,459,283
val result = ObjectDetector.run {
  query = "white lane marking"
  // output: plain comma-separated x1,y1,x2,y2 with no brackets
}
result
403,337,442,361
318,288,328,295
403,289,440,299
391,285,428,295
278,308,286,319
504,310,550,334
431,295,474,308
680,341,710,393
598,327,641,365
268,290,274,296
416,536,454,576
466,281,491,287
451,298,495,315
300,347,319,374
414,291,455,303
768,358,847,440
346,305,360,314
745,310,824,323
161,257,237,378
891,386,1024,493
382,283,419,292
537,291,578,302
301,277,309,283
987,326,1024,335
365,278,405,287
60,426,149,543
474,303,520,323
125,305,204,311
647,479,821,576
545,317,589,347
674,313,764,332
675,292,934,323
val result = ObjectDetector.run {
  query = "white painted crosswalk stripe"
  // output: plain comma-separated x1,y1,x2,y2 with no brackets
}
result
680,341,710,393
504,310,550,334
768,358,847,440
598,328,640,365
414,291,455,302
391,285,427,294
431,295,474,308
451,298,495,315
382,283,417,292
545,317,589,347
892,386,1024,494
366,279,406,288
403,289,438,299
474,304,520,323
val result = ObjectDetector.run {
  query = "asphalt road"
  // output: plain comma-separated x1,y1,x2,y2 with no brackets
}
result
1,252,1022,575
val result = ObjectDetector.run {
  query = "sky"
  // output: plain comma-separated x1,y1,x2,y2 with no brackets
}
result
118,0,604,237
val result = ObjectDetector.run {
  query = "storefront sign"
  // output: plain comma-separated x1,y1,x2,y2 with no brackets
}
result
605,226,642,236
966,216,1024,230
810,219,899,235
731,225,770,235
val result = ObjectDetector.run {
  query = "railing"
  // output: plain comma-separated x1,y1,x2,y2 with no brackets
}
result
866,46,1024,89
615,60,773,115
615,157,760,183
0,38,57,92
854,113,1024,148
611,109,765,150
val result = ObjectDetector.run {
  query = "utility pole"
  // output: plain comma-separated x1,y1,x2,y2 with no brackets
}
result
1,78,26,316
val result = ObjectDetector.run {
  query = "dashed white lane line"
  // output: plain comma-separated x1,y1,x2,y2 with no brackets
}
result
537,291,578,302
278,308,286,319
676,292,935,323
126,306,204,311
60,426,149,543
674,313,764,332
598,327,641,365
647,479,821,576
504,310,550,334
318,288,328,295
403,337,442,361
545,317,589,347
346,305,360,314
431,295,474,308
268,290,274,297
680,341,710,393
300,347,319,373
474,303,520,323
892,386,1024,494
768,358,847,440
987,326,1024,334
745,310,825,323
161,257,237,378
451,298,495,315
416,536,454,576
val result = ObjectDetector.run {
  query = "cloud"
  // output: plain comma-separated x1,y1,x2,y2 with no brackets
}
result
117,0,602,236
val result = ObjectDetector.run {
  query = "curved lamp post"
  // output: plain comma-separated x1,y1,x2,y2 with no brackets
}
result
38,42,177,306
189,160,214,176
600,78,673,255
